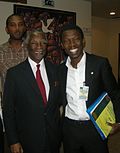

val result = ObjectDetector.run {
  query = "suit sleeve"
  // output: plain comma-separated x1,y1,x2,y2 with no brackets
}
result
3,69,19,145
100,58,120,122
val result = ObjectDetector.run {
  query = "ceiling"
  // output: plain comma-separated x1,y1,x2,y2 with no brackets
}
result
85,0,120,19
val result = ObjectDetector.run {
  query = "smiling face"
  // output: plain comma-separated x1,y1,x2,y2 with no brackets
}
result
61,29,85,64
27,32,47,63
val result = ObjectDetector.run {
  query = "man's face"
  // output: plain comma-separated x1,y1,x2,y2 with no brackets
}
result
5,16,26,40
28,33,47,63
61,29,85,60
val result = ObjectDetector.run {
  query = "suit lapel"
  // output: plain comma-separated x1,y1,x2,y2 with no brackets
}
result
62,65,67,93
85,53,95,86
43,60,55,107
61,63,68,106
21,59,41,96
44,61,52,91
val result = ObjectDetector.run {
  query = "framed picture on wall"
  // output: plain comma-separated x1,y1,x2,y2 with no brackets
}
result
0,0,27,3
14,4,76,64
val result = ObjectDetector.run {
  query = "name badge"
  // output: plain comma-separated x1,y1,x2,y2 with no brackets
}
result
79,85,89,101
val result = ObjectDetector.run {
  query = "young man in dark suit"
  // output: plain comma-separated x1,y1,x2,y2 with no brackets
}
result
3,30,61,153
59,24,120,153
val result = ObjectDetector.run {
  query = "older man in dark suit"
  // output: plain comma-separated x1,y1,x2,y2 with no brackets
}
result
3,30,62,153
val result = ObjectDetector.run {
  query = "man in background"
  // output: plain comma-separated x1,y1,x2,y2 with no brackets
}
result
0,13,28,89
0,14,28,153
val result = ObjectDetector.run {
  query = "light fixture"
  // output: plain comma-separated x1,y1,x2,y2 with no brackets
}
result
110,11,116,15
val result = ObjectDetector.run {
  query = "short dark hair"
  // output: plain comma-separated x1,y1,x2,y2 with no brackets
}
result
60,23,84,41
6,14,25,27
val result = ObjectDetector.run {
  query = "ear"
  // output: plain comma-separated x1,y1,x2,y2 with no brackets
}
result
61,42,64,49
5,27,9,34
82,38,86,48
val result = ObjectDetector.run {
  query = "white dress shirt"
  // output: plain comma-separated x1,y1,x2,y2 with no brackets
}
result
28,57,50,100
65,52,90,121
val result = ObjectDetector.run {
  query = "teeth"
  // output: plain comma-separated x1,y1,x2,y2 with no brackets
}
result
35,51,42,54
70,48,78,53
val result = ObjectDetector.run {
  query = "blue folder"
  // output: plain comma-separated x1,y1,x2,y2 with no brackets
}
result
87,92,115,140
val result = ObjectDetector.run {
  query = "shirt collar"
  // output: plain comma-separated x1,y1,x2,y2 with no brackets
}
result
8,39,25,48
66,51,86,69
28,57,45,70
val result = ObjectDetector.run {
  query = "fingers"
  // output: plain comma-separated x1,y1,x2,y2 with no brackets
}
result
106,122,114,126
109,123,120,135
10,143,23,153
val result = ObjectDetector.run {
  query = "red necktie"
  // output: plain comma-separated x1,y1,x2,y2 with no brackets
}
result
36,64,47,106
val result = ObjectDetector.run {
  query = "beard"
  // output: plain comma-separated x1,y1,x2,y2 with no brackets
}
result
10,31,27,40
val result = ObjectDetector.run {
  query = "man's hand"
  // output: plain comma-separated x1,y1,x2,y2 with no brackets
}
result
107,122,120,135
10,143,23,153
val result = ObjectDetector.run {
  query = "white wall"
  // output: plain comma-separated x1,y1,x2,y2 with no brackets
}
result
92,16,120,79
0,0,91,51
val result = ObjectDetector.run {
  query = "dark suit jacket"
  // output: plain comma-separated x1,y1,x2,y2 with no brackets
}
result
3,59,61,153
0,116,4,153
59,52,120,122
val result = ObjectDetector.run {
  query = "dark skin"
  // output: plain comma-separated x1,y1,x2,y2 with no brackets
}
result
5,15,26,50
108,122,120,135
10,32,47,153
61,29,85,68
61,28,120,135
28,32,47,64
5,15,26,153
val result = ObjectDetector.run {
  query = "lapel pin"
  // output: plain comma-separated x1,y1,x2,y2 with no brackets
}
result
54,81,59,86
91,72,94,75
